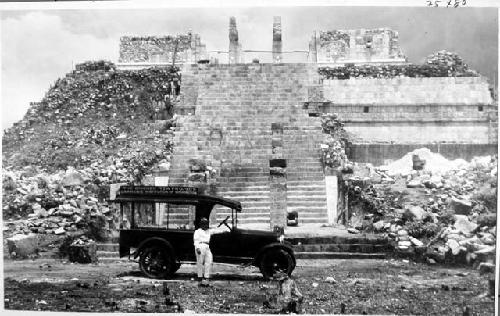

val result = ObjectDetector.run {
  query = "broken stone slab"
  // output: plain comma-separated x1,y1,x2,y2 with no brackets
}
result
398,240,412,248
406,179,423,188
449,197,472,215
454,215,478,235
7,233,38,258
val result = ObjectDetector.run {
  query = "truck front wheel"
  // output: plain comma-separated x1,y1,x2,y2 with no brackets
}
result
139,246,175,279
259,249,294,280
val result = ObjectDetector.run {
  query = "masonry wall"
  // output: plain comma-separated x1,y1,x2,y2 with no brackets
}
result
119,34,207,64
348,143,498,166
345,122,491,143
319,76,496,144
322,77,492,105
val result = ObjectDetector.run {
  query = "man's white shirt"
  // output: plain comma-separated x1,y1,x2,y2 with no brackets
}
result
193,228,211,249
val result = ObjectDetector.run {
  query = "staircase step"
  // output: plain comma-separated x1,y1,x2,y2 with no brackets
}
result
96,243,119,252
97,251,119,258
295,252,387,259
293,243,390,253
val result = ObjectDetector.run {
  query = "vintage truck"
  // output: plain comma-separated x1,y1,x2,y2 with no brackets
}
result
115,185,296,279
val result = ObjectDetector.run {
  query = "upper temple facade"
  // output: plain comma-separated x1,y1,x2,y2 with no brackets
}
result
118,32,208,68
117,18,407,66
309,28,407,64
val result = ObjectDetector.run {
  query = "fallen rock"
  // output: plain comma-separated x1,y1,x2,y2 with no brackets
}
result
409,237,424,247
449,197,472,215
373,220,385,231
54,227,66,235
474,245,496,264
479,233,495,245
325,277,336,284
404,206,428,222
479,262,495,275
398,240,412,247
7,234,38,258
454,215,478,235
347,228,360,234
406,179,423,188
476,213,496,227
446,239,461,255
62,170,85,187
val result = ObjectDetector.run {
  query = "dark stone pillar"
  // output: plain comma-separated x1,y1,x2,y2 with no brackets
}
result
272,16,282,63
229,17,241,64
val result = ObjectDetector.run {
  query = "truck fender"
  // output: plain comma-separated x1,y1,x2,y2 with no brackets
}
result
133,237,175,260
254,242,296,266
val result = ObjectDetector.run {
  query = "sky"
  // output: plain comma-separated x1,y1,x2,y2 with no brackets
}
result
1,4,498,130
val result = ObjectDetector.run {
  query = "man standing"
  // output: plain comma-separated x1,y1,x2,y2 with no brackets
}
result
193,217,212,287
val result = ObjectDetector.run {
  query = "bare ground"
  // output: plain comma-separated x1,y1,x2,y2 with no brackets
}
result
3,258,495,315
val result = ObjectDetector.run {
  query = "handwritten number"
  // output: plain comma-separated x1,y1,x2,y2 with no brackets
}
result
430,0,465,7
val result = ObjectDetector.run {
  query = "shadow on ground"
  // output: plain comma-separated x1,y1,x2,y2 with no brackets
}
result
116,270,263,281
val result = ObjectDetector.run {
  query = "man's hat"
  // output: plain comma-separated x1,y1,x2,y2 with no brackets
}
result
200,217,209,224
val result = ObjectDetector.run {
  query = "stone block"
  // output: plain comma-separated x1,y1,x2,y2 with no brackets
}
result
454,215,478,235
62,170,85,187
7,234,38,258
68,242,98,264
449,197,472,215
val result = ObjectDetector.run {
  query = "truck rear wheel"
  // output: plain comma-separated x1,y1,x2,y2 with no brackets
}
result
139,246,175,279
259,249,294,280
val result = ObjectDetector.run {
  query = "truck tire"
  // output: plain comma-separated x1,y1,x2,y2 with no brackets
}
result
259,248,294,280
139,246,176,279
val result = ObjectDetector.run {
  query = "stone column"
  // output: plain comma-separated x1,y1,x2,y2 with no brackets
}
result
228,17,240,64
272,16,282,63
308,32,318,63
270,123,287,230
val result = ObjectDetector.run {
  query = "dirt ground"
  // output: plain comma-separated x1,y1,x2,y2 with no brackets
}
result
3,258,495,315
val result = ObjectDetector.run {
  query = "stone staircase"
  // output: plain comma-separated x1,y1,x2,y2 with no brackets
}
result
166,63,328,226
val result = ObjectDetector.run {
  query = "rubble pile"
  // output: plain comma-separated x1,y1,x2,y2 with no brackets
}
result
2,62,180,250
3,61,179,171
319,113,351,170
318,50,478,79
346,148,497,266
425,50,473,77
3,167,111,238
